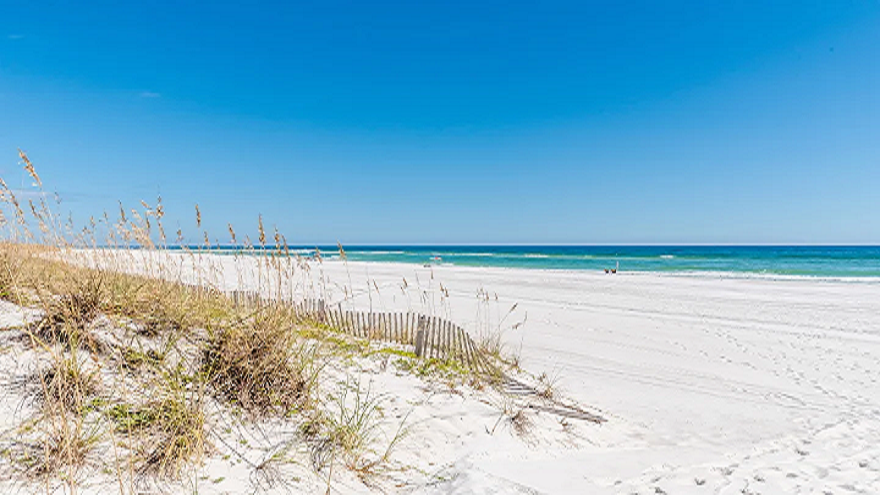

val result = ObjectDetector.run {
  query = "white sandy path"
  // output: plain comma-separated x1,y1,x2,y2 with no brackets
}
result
82,251,880,493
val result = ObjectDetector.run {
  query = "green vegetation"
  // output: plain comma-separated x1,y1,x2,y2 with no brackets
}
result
0,149,509,492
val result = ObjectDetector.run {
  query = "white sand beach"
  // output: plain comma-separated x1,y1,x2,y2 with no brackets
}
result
319,261,880,494
7,1,878,492
70,251,880,493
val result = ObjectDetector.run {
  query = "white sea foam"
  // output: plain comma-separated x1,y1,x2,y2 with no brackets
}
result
637,269,880,284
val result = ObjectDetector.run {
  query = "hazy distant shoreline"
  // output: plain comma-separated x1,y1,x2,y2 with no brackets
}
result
155,244,880,279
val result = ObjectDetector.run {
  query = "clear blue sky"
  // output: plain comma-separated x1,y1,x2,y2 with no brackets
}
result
1,1,878,245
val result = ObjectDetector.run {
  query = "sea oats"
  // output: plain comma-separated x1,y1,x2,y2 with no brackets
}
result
18,148,41,187
28,199,41,220
337,242,347,260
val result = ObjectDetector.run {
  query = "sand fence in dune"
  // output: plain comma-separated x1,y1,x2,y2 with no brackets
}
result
227,290,606,424
228,290,494,374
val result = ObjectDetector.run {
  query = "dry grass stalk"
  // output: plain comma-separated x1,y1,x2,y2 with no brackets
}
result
24,419,96,482
33,272,105,351
12,348,102,488
19,148,42,188
0,148,518,490
308,379,410,479
258,214,266,246
37,352,100,414
109,367,208,478
202,309,316,416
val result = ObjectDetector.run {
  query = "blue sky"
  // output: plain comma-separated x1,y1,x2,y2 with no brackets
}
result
1,1,878,245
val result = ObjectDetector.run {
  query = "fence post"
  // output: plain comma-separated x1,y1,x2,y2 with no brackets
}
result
443,320,451,360
435,317,443,360
422,316,430,359
463,327,476,369
430,316,439,360
456,326,465,365
443,320,451,361
438,319,446,360
414,315,426,357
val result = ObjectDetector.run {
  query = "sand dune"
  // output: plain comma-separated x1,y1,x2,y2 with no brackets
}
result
70,251,880,493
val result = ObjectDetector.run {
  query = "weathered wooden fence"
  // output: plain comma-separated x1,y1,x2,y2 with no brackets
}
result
228,291,493,374
227,290,604,423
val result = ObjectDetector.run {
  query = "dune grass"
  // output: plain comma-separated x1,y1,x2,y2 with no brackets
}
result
0,149,522,492
201,309,320,417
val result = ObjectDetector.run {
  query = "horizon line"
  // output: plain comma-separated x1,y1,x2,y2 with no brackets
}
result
151,243,880,248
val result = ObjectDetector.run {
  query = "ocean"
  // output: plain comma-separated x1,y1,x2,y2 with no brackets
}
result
204,245,880,279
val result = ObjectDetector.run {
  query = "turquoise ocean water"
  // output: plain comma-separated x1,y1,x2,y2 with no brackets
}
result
205,246,880,279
